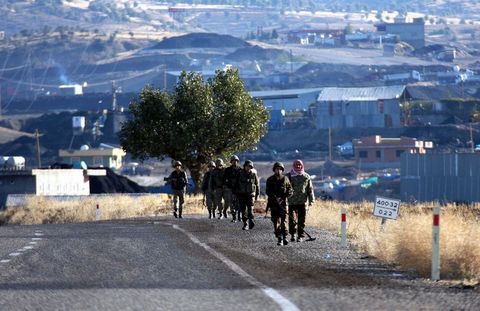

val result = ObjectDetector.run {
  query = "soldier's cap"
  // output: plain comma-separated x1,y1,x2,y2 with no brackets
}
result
230,155,240,162
208,161,216,168
173,161,182,167
272,161,285,172
243,160,254,168
215,158,224,166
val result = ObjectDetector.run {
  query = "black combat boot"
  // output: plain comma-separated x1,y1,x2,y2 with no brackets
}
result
248,219,255,230
242,222,249,230
208,211,212,219
282,236,289,246
277,237,283,246
173,211,178,218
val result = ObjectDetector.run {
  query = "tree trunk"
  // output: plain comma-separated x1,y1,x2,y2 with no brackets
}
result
187,161,204,194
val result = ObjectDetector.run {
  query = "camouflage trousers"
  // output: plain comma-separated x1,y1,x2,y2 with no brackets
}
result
288,204,306,238
204,190,215,215
271,205,287,239
238,194,254,223
214,188,225,217
172,189,185,216
223,188,240,220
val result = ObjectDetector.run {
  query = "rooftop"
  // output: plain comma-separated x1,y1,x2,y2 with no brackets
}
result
250,88,323,99
317,85,406,102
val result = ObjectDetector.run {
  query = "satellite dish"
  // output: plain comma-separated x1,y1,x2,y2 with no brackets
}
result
72,161,88,170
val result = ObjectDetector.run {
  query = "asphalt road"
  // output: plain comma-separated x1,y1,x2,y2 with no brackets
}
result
0,216,478,311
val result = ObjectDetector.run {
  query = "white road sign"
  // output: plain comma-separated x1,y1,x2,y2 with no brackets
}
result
373,196,401,220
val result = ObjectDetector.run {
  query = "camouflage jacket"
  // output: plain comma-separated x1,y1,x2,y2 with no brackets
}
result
234,169,259,198
168,170,188,191
223,165,242,189
286,172,315,205
201,171,213,193
266,174,293,209
209,167,225,189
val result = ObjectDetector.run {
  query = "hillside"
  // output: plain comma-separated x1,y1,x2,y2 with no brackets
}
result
150,33,250,50
0,127,35,144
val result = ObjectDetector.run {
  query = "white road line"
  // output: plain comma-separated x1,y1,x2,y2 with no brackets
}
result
0,260,11,263
22,246,34,250
34,233,43,236
9,253,21,257
29,241,37,245
32,238,42,241
168,223,300,311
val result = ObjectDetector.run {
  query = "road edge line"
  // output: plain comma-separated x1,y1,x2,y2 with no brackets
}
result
164,223,299,311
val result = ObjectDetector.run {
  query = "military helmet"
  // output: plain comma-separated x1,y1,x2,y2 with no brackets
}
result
272,161,285,172
230,155,240,162
216,158,224,167
208,161,216,168
173,161,182,167
243,160,254,168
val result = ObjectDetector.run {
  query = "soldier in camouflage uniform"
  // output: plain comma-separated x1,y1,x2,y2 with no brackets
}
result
167,161,189,219
286,159,315,242
223,155,242,222
201,161,216,219
234,160,259,230
210,158,226,219
266,162,293,246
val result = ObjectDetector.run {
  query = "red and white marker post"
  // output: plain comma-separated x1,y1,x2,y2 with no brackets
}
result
341,208,347,247
431,207,440,280
95,204,101,221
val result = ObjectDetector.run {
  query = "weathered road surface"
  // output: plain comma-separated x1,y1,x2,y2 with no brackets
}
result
0,217,478,311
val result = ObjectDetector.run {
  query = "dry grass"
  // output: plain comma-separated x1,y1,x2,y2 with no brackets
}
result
0,194,478,281
0,194,205,225
306,201,480,281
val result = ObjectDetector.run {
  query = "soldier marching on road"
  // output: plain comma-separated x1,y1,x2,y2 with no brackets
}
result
286,159,315,242
210,158,227,219
266,162,293,246
234,160,259,231
202,161,217,219
167,161,189,219
223,155,242,222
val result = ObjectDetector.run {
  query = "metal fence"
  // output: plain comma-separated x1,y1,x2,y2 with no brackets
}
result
401,153,480,202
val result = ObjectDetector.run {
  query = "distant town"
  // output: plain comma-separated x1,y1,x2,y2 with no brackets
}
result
1,1,480,207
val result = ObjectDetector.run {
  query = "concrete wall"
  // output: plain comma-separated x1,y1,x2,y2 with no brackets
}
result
0,169,101,209
384,23,425,49
0,173,36,208
33,169,90,196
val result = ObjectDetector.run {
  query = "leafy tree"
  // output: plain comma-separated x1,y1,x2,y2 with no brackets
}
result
119,69,269,189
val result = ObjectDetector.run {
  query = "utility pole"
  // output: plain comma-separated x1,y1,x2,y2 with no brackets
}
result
328,127,332,161
470,123,474,153
111,81,117,111
289,49,293,75
35,129,41,168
